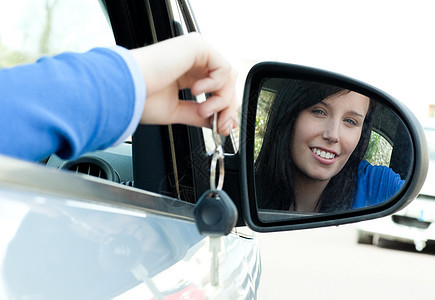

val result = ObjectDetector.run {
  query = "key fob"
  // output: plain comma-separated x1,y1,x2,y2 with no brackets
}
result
194,189,238,236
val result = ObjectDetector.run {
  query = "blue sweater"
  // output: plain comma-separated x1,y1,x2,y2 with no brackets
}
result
353,160,405,208
0,46,145,161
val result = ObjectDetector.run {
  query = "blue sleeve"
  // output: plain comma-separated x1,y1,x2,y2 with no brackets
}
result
0,46,146,161
353,160,405,209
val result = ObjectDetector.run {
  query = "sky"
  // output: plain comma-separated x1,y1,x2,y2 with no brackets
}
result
189,0,435,119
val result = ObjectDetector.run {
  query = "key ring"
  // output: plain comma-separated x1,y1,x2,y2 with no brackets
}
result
210,113,225,191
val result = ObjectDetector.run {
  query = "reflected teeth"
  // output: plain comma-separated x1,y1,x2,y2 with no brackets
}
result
312,148,335,159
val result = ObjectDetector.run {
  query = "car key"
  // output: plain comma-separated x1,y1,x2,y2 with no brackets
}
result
209,235,221,286
194,189,237,286
193,113,238,286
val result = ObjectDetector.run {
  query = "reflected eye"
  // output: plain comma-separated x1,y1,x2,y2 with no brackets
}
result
344,118,358,126
311,108,326,116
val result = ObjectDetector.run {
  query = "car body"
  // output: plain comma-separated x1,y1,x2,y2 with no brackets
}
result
0,152,261,299
357,126,435,251
0,1,261,299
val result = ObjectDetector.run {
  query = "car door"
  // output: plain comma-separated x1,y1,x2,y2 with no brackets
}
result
0,0,260,299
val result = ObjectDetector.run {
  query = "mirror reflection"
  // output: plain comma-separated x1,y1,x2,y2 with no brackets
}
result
254,79,411,219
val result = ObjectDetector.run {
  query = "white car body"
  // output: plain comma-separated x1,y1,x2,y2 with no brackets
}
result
0,154,261,299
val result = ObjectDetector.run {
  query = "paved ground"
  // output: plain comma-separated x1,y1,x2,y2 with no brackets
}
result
257,224,435,300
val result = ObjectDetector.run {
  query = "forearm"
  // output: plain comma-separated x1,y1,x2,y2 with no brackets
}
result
0,47,143,161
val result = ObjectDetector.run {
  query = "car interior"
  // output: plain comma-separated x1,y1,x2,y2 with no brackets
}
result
39,0,246,228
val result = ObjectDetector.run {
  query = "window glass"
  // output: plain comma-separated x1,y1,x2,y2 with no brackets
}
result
364,131,393,167
0,0,115,68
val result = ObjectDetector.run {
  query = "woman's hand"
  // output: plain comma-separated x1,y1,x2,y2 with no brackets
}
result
130,33,238,135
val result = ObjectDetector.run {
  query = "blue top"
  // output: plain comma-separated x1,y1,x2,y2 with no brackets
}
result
353,160,405,209
0,46,146,161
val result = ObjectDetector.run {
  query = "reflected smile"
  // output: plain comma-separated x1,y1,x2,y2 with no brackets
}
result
311,148,337,159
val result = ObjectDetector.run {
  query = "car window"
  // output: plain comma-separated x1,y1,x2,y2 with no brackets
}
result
0,0,115,68
364,131,393,167
168,0,238,154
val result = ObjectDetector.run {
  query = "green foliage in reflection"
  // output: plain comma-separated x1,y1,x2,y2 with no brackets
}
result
364,131,392,167
255,89,275,159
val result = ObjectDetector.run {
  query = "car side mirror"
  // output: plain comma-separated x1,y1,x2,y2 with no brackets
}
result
240,62,428,232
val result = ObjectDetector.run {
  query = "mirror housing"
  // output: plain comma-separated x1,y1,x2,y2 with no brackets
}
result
240,62,428,232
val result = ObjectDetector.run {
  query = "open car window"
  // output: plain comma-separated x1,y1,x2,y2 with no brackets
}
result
0,0,115,68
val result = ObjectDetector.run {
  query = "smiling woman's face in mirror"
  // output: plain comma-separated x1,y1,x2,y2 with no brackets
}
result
254,79,411,219
290,91,370,211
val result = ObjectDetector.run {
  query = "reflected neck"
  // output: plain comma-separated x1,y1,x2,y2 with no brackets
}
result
292,171,330,213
